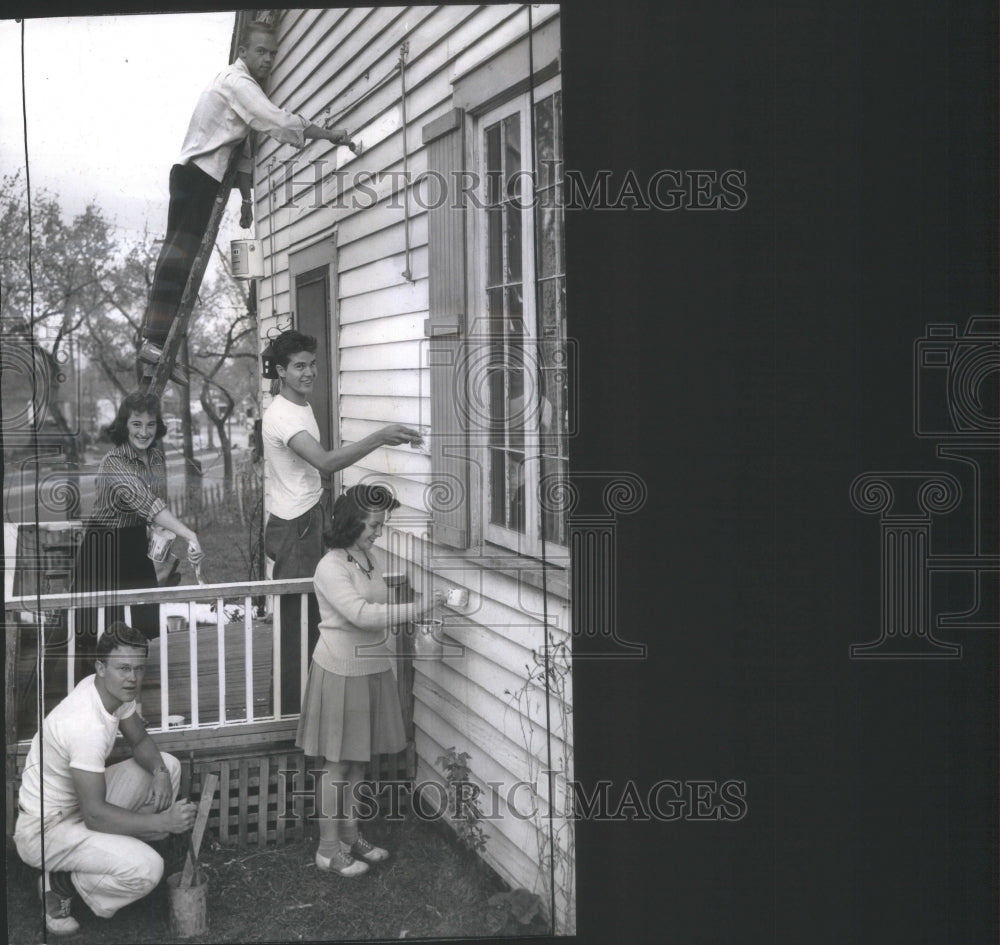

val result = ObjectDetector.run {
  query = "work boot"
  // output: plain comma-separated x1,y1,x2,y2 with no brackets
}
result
38,873,80,936
137,340,189,387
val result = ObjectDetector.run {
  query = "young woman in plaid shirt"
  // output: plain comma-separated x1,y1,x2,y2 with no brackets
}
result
70,392,204,683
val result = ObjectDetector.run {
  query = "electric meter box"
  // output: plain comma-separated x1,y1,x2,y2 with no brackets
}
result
230,239,264,279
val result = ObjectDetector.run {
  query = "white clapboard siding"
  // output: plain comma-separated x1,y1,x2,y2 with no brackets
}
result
339,395,421,426
413,704,558,850
257,7,572,923
413,741,566,910
417,653,570,757
339,312,424,348
338,280,428,325
338,215,429,273
449,4,560,82
338,339,424,372
340,368,422,397
338,247,428,298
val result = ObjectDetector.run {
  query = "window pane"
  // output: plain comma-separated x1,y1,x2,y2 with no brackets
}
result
488,366,505,444
508,365,525,446
487,207,502,286
486,123,501,204
534,95,556,188
503,114,521,186
506,203,522,282
509,451,525,533
538,276,565,340
536,205,561,279
541,454,568,545
489,448,506,526
487,286,504,322
505,284,523,323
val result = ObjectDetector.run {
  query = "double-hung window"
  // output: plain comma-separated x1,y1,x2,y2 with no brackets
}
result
472,78,569,557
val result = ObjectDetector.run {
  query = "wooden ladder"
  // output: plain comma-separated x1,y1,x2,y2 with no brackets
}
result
138,152,243,397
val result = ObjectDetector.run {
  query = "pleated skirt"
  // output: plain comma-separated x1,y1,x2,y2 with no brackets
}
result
295,663,406,762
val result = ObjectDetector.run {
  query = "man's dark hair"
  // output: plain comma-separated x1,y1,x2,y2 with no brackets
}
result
239,21,277,49
95,622,149,661
106,392,168,446
324,484,400,549
272,330,318,369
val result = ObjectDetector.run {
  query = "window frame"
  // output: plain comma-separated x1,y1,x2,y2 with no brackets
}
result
467,76,567,560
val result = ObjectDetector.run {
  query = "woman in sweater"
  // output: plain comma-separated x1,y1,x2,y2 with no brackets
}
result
296,484,440,876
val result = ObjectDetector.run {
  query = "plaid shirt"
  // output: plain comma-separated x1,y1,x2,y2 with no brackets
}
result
89,441,168,528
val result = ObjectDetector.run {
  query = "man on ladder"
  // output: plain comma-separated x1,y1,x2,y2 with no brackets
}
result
138,20,358,389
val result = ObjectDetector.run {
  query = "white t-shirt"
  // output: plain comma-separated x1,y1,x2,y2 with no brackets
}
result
18,675,137,816
262,393,324,520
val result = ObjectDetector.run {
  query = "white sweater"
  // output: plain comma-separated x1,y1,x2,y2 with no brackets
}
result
310,547,417,677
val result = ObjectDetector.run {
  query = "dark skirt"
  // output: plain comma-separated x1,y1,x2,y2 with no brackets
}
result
296,663,406,763
71,523,160,666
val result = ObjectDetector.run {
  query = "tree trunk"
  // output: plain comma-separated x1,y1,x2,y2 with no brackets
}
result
208,415,233,504
200,379,235,504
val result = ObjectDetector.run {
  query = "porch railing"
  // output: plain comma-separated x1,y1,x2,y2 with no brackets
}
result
5,578,314,737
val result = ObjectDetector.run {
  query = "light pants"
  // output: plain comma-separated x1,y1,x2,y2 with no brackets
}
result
14,753,182,918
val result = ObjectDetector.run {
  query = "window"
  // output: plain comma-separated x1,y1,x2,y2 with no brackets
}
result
473,80,569,556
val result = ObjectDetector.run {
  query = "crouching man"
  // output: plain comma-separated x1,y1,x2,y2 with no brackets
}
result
13,622,197,935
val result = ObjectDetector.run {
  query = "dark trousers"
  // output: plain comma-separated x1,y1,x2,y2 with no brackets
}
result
141,163,220,346
265,502,326,716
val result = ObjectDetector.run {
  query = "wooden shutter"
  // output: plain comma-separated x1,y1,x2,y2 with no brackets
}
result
423,108,469,548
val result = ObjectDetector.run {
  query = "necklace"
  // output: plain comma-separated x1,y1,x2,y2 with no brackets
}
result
346,549,374,580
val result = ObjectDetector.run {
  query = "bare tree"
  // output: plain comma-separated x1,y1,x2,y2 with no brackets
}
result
0,173,122,515
188,244,259,502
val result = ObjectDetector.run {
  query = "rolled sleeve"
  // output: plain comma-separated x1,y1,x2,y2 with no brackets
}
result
227,74,308,147
237,138,253,176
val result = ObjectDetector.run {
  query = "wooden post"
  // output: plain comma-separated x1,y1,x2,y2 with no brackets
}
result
5,627,19,747
180,771,218,888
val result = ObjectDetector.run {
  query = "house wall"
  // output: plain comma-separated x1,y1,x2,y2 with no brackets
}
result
251,6,573,931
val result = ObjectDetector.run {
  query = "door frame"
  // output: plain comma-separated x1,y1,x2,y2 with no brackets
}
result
289,231,340,495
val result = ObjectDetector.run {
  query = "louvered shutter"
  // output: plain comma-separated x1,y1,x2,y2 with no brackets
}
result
422,108,470,548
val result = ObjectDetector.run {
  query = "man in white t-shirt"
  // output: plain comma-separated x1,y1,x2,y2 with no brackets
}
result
261,330,421,713
14,623,197,936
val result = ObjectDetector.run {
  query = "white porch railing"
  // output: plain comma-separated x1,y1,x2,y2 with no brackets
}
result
5,578,314,735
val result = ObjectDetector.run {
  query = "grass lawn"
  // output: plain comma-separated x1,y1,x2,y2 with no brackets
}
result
6,815,552,943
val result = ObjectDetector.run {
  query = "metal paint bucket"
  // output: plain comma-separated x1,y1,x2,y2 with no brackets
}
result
413,618,444,659
166,870,208,938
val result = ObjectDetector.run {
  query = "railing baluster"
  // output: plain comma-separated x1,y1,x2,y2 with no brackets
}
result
244,595,254,723
273,594,282,721
189,599,199,727
217,596,226,724
6,577,315,736
299,593,308,714
160,607,169,729
66,609,75,693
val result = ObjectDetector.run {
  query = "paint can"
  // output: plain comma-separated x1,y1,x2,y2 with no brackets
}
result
167,870,208,938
